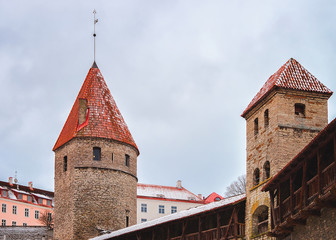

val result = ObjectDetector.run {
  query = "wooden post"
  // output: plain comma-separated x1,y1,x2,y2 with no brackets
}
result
181,221,188,240
198,216,202,240
233,208,238,240
302,160,307,208
270,190,276,229
278,184,282,223
167,224,170,240
152,229,155,240
290,174,294,214
217,212,220,240
317,150,322,196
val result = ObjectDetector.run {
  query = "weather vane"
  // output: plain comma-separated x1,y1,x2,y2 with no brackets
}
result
93,9,98,62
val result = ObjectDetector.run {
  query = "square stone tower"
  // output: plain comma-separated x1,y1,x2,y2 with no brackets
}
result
53,62,139,240
241,58,332,239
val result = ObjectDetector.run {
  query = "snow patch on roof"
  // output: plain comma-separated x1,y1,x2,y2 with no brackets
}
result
91,194,245,240
137,183,202,201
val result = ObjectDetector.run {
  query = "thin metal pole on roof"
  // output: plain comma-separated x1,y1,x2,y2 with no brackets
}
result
93,9,98,62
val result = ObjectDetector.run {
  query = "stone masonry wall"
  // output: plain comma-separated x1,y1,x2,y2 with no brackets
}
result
244,89,329,240
290,208,336,240
54,137,138,240
0,226,53,240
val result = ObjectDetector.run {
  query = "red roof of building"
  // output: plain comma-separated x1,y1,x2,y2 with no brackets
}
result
242,58,333,117
53,62,138,152
204,192,224,203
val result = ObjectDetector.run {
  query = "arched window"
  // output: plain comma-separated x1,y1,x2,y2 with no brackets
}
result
93,147,101,161
264,161,270,180
252,205,269,235
264,109,269,128
253,168,260,186
295,103,305,117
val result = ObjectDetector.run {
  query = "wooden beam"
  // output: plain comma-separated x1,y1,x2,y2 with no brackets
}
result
270,190,276,229
278,183,282,223
198,216,202,240
290,174,294,214
317,149,322,196
136,233,141,240
223,207,236,240
166,224,170,240
233,207,238,240
181,221,188,240
216,212,220,240
302,160,307,209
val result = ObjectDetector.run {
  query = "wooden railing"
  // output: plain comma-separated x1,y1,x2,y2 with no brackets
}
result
170,223,245,240
271,160,336,230
322,162,336,192
257,220,268,234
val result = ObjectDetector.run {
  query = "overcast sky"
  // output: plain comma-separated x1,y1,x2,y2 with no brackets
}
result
1,1,336,197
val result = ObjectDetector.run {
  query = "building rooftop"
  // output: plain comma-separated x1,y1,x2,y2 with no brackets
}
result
242,58,332,117
53,62,138,152
91,194,246,240
137,183,203,202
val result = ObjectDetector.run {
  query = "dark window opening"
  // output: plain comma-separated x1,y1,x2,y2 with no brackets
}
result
93,147,101,161
264,161,270,179
264,109,269,128
63,156,68,172
254,118,259,135
125,154,130,167
126,216,129,227
295,103,305,117
253,168,260,186
111,153,114,162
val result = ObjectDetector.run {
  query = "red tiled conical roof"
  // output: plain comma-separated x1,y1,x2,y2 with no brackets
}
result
53,62,138,152
241,58,333,117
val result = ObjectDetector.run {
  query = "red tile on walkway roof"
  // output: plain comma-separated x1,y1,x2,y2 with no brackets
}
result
53,62,138,152
242,58,332,118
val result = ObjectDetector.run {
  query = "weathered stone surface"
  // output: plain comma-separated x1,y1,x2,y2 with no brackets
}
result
244,89,329,239
54,137,138,240
0,226,53,240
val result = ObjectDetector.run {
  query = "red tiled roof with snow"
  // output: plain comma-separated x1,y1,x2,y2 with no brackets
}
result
137,183,203,202
242,58,333,117
53,63,138,152
204,192,224,203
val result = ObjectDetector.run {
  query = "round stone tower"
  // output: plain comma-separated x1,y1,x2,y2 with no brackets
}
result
53,62,139,240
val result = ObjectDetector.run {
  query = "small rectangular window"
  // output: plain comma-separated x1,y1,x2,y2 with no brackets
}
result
141,203,147,213
27,196,32,202
264,109,269,128
295,103,305,117
47,212,52,222
12,221,16,226
141,218,147,223
64,156,68,172
35,210,39,219
25,208,29,217
23,223,27,226
2,191,7,197
47,200,52,206
38,198,43,204
13,206,17,214
2,204,6,213
93,147,101,161
126,216,129,227
125,154,130,167
254,118,259,135
171,206,177,214
18,194,23,200
112,153,114,162
1,219,6,226
159,205,164,214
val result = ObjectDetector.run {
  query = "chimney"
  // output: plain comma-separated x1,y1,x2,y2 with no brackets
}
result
176,180,182,189
78,98,88,125
8,177,13,186
28,181,33,191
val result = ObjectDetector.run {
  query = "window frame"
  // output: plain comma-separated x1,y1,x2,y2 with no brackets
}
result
171,206,177,214
141,203,147,213
12,205,17,214
159,205,165,214
35,210,39,219
2,204,6,213
93,147,101,161
24,208,29,217
125,154,130,167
